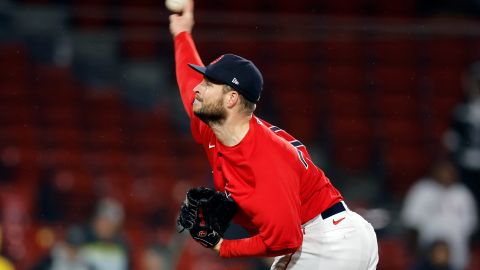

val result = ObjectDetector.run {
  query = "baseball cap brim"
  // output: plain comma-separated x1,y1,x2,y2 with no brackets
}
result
188,63,225,85
188,64,207,75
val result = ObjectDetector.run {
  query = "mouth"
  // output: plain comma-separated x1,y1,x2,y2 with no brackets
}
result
193,97,202,105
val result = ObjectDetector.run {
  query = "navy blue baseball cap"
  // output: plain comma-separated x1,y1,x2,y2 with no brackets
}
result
188,54,263,103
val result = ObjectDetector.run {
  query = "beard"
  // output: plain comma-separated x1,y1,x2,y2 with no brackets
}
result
193,96,227,125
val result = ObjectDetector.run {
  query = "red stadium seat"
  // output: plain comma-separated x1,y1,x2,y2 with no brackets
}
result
275,89,321,143
424,66,463,99
319,35,366,64
321,65,366,89
374,93,421,118
329,115,373,142
377,117,425,145
271,0,311,13
383,144,432,196
329,113,374,171
467,37,480,61
324,89,370,117
267,63,314,87
369,0,416,17
222,39,265,61
332,141,374,172
0,103,33,127
123,0,158,8
39,127,83,150
71,0,111,29
39,105,80,127
83,89,127,129
467,244,480,270
0,43,29,83
85,129,127,151
219,0,263,11
31,65,80,105
370,66,419,92
0,125,36,147
370,37,418,66
37,148,83,168
323,0,366,16
267,40,314,63
122,38,159,60
0,82,29,105
377,237,412,270
423,38,469,67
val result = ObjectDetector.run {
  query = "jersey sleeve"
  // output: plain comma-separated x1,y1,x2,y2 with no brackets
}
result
220,147,303,257
174,31,211,143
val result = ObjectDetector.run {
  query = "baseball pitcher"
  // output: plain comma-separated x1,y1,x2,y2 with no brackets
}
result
170,1,379,269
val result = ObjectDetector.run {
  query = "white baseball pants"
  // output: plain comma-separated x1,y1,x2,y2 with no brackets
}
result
271,202,378,270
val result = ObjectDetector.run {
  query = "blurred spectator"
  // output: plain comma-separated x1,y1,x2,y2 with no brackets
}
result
0,256,14,270
412,240,453,270
140,244,171,270
401,159,478,270
445,61,480,210
0,145,20,185
0,225,14,270
81,198,130,270
36,168,67,223
31,225,92,270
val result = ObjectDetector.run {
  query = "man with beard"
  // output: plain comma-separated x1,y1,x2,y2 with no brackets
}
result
168,1,379,269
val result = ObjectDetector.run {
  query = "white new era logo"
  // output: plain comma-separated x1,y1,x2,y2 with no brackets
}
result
232,77,239,85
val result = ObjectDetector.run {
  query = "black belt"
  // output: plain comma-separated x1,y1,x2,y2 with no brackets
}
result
321,201,346,219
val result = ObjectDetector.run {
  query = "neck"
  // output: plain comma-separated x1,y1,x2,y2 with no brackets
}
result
210,113,252,147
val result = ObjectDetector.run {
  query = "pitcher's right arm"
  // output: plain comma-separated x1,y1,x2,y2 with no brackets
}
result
170,0,203,118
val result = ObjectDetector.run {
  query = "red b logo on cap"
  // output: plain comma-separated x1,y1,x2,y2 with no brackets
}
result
198,230,207,237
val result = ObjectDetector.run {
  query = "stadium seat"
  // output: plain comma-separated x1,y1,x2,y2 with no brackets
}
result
324,88,370,117
321,64,367,89
328,113,374,172
0,103,33,127
39,126,83,149
319,36,366,64
71,0,112,29
368,0,416,17
374,93,421,118
323,0,366,16
270,0,311,13
377,117,425,145
383,144,432,196
267,63,314,88
369,37,418,66
424,66,463,99
329,114,373,142
39,105,80,128
37,148,83,169
332,141,374,172
369,66,419,92
377,237,412,270
121,37,159,60
220,0,263,11
0,43,30,83
423,38,469,67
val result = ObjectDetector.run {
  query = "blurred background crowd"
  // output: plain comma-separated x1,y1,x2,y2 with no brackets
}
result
0,0,480,269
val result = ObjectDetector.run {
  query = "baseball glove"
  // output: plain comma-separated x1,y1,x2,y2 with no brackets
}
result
177,187,238,248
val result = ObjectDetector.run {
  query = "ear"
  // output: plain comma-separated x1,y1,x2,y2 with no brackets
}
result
225,91,240,109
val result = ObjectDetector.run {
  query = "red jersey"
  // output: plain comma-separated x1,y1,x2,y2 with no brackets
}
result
174,32,343,258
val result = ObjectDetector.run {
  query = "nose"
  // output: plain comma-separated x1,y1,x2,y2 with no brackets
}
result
193,82,202,95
